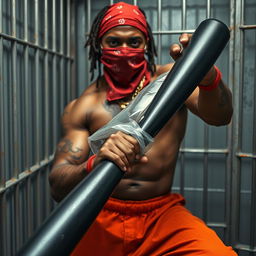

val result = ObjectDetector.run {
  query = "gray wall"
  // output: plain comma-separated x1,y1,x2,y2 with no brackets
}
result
0,0,256,255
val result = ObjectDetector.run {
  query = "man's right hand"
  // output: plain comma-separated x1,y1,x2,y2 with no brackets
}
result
93,131,148,172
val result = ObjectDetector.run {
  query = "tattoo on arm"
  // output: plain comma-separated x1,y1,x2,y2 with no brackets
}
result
218,82,229,107
57,138,83,161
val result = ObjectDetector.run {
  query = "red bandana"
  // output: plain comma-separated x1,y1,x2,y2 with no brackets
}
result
98,2,149,39
101,47,151,101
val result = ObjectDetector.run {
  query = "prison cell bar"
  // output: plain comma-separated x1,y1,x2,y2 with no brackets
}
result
17,18,230,256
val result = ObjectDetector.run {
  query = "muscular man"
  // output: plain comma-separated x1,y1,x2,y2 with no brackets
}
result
49,2,236,255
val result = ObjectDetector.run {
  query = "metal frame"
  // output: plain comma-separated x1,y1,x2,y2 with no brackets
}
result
0,0,256,255
0,0,75,255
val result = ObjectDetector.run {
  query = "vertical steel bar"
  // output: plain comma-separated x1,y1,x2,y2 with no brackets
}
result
202,0,209,224
11,0,18,177
206,0,211,19
11,1,21,253
0,4,5,254
231,0,243,247
52,0,58,146
0,194,7,256
225,0,235,244
0,0,2,33
179,0,187,196
60,0,64,112
86,0,91,91
202,125,209,222
66,0,71,102
249,29,256,251
34,0,42,228
157,0,162,64
0,3,4,189
44,0,50,216
182,0,187,29
23,0,33,239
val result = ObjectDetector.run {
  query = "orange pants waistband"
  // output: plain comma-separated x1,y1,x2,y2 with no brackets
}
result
104,193,185,215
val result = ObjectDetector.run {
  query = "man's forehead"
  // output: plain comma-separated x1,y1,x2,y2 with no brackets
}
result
103,26,145,37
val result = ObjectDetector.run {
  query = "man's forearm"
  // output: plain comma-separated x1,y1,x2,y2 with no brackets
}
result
198,80,233,126
49,162,87,202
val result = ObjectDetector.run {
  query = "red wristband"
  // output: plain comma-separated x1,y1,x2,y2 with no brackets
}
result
199,66,222,91
85,155,96,173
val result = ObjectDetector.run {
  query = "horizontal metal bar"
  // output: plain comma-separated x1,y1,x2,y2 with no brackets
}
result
179,148,229,154
172,186,251,194
234,243,256,252
236,152,256,159
0,155,54,194
0,32,74,61
172,186,226,193
239,25,256,30
152,30,195,34
207,222,227,228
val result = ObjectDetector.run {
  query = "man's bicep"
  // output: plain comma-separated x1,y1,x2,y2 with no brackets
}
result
53,129,91,166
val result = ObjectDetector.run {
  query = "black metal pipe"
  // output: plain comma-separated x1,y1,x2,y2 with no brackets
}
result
18,18,230,256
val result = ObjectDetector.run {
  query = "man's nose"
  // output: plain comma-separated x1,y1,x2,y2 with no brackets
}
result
121,42,128,47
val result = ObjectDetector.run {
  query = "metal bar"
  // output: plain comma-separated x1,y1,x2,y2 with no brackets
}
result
179,148,185,196
34,0,41,162
66,0,71,102
152,29,195,34
26,176,33,238
11,0,19,179
34,0,42,229
0,0,2,33
202,124,209,222
0,194,7,256
234,243,256,252
230,0,244,247
206,0,211,18
86,0,91,90
52,0,58,146
249,31,256,251
179,148,229,154
182,0,186,29
0,38,4,189
15,184,21,252
239,25,256,30
236,152,256,158
0,32,74,60
225,0,235,244
60,0,64,112
44,0,49,159
157,0,162,64
0,156,54,194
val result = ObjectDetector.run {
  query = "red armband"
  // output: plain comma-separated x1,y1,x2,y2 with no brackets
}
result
85,155,96,173
199,66,222,91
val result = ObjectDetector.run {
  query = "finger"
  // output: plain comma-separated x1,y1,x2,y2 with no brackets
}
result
121,133,141,155
114,138,137,164
170,43,182,60
100,145,129,172
138,155,148,163
179,33,192,47
112,132,141,158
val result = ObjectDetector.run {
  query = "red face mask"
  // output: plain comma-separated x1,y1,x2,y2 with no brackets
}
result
101,47,150,101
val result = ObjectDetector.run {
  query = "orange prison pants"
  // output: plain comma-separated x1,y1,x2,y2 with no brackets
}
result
72,193,237,256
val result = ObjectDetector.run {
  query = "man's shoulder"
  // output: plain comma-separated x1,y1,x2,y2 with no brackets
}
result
62,79,107,130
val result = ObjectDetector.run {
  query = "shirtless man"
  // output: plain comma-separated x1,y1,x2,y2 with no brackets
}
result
49,2,236,255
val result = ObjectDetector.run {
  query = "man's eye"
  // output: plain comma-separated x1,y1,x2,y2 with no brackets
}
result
108,40,119,47
129,39,141,48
